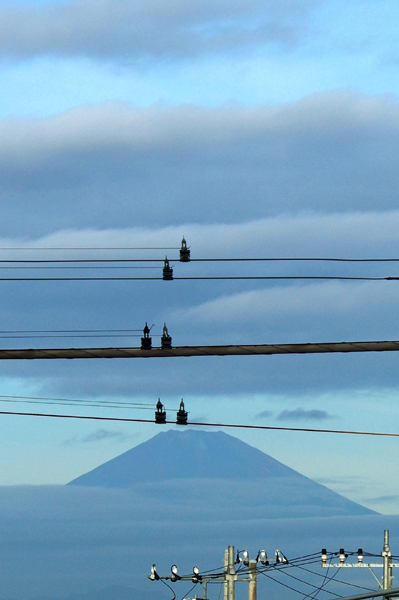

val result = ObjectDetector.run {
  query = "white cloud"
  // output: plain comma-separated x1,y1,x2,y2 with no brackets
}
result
1,93,399,236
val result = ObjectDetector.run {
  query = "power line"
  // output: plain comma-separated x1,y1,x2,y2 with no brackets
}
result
0,398,154,410
191,257,399,263
2,257,399,263
0,334,145,339
0,275,397,281
0,328,167,340
0,259,165,263
1,410,399,437
0,339,398,359
0,266,162,270
0,329,144,333
0,247,179,250
0,393,155,410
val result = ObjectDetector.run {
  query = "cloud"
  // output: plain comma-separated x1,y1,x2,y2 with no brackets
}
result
364,495,399,505
0,0,316,61
63,429,134,445
0,93,398,236
0,484,396,598
276,408,334,421
316,476,366,486
256,410,274,419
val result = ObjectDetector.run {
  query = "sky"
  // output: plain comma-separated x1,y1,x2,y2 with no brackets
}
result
0,0,399,515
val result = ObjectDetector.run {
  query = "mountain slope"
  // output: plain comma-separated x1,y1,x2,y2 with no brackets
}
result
68,429,376,517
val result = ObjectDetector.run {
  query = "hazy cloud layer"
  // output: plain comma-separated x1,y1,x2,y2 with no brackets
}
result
0,0,315,60
1,93,399,235
0,485,397,599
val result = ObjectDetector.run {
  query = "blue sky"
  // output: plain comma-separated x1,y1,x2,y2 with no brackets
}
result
0,0,399,515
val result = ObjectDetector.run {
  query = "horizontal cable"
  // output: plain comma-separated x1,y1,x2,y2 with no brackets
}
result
2,257,399,264
0,340,398,359
0,259,165,263
0,247,179,250
0,329,144,333
0,276,397,281
0,394,154,407
0,328,148,339
192,257,399,262
0,398,154,410
0,411,398,437
0,334,146,339
0,266,162,270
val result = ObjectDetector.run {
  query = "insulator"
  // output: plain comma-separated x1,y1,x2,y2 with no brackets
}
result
180,236,190,262
161,323,172,349
321,549,327,563
155,399,166,424
141,322,152,350
339,549,346,563
176,399,188,425
150,564,159,580
358,549,363,563
171,564,181,581
192,566,202,583
163,256,173,280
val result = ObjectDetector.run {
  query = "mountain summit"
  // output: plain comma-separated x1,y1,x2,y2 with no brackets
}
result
68,429,376,518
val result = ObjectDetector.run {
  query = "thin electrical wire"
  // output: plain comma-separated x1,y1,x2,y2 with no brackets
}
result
159,578,176,600
259,570,315,597
0,334,145,339
302,565,341,600
0,266,162,270
0,259,165,263
3,257,399,263
271,558,325,571
0,275,397,281
179,582,197,600
0,247,179,250
0,329,144,333
0,393,154,407
0,398,155,410
191,258,399,262
0,411,398,438
297,566,375,592
188,420,399,437
278,568,343,597
0,275,399,281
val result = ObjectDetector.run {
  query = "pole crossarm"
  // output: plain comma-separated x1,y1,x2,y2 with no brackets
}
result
1,339,399,360
324,564,399,568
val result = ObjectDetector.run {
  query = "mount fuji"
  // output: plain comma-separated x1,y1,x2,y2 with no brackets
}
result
69,429,375,518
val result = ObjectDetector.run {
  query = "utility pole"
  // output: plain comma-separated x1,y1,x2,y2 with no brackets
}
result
248,559,257,600
223,549,228,600
382,530,393,600
149,544,267,600
227,545,237,600
322,529,398,597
